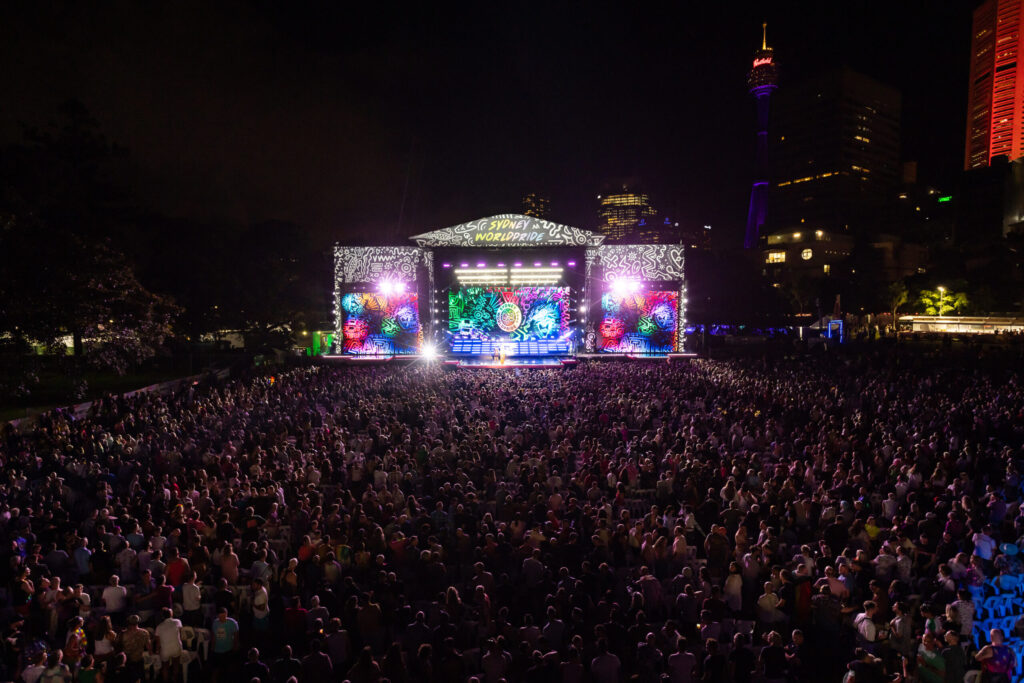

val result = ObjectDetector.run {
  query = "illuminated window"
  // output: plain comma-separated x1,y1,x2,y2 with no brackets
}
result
823,264,831,274
766,252,786,263
854,135,871,143
792,232,802,239
814,230,824,238
801,249,813,260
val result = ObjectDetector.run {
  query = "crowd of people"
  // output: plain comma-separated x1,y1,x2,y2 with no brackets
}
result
0,354,1022,683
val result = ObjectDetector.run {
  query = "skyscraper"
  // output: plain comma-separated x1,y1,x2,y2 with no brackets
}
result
522,192,551,218
965,0,1024,169
596,182,657,242
744,23,779,249
769,67,901,236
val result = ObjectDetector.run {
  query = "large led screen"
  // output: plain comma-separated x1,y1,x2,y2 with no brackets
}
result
449,287,570,341
598,290,678,353
341,292,422,355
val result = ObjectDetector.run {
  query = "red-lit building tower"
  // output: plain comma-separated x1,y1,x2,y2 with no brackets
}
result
744,23,779,249
965,0,1024,169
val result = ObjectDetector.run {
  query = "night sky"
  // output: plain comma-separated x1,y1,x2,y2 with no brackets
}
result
1,1,972,247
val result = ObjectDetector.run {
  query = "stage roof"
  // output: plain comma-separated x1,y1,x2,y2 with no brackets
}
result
410,214,604,248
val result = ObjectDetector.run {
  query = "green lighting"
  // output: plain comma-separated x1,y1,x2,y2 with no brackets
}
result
938,195,952,203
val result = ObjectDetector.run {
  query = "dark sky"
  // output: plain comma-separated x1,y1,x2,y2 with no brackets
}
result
0,1,972,247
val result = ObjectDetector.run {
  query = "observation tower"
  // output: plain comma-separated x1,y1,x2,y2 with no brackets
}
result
744,23,778,249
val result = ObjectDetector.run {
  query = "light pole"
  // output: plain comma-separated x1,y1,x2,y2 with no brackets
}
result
937,286,946,316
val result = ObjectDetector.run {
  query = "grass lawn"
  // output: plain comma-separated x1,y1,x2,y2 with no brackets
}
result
0,367,192,422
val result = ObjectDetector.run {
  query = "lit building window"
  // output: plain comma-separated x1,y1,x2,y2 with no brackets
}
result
792,232,802,239
767,251,786,263
823,264,831,274
801,249,813,260
814,230,824,238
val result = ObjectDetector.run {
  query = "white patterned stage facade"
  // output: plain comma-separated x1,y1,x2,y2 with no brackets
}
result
332,214,686,359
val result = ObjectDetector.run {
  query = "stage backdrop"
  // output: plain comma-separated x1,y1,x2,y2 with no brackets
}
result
333,246,426,355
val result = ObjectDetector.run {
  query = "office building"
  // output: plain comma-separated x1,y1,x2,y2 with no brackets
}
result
596,182,657,242
965,0,1024,169
522,192,551,218
768,67,901,237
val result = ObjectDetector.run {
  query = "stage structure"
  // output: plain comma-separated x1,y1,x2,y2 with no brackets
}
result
333,215,686,360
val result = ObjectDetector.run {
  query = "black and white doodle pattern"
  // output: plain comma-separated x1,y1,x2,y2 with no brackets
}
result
593,244,685,282
410,214,604,247
334,246,424,284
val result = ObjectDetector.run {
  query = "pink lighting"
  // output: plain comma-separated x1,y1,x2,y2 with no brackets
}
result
497,262,505,267
533,262,542,267
567,261,576,266
476,262,486,268
551,261,559,266
442,263,451,268
513,262,522,267
609,276,642,296
377,279,407,296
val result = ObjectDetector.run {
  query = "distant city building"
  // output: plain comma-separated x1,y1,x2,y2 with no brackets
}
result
596,182,657,242
762,228,854,280
630,216,679,244
956,157,1024,239
745,23,779,249
679,223,713,251
965,0,1024,169
521,192,551,218
893,162,955,245
769,67,901,237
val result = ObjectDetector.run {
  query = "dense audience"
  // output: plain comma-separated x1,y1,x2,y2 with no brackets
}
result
0,355,1022,683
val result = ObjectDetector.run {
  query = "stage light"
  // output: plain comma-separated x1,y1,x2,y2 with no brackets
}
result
567,261,576,266
378,280,395,296
497,263,505,267
442,263,451,268
534,262,542,266
476,262,486,268
460,263,469,268
514,262,522,267
422,344,438,361
610,277,641,296
551,261,559,266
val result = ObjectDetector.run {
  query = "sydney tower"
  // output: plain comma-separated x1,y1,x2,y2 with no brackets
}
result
743,23,778,250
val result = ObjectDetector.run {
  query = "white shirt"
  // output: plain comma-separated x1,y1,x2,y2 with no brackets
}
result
156,617,183,658
102,585,128,612
855,613,877,643
182,582,202,611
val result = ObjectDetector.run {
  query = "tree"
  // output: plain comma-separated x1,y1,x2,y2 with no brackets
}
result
917,287,967,316
0,214,178,375
888,281,908,320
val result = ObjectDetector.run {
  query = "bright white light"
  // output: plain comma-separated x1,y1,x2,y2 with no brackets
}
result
377,279,407,295
422,344,437,361
610,277,642,296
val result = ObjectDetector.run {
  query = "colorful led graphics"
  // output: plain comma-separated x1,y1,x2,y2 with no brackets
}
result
598,289,678,353
341,292,422,355
449,287,570,341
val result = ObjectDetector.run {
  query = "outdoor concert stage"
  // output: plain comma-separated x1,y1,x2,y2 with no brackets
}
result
330,214,687,363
